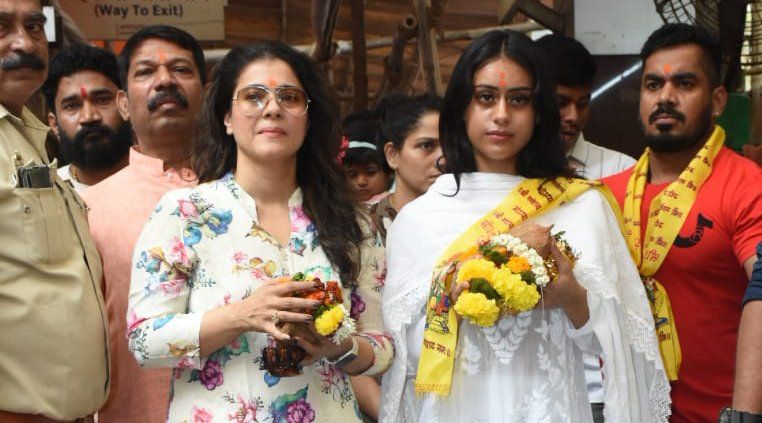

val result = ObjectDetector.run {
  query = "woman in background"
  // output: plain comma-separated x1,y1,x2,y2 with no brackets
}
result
368,93,442,245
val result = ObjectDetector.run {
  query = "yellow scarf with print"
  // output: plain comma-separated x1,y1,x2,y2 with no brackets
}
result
622,125,726,381
415,176,610,395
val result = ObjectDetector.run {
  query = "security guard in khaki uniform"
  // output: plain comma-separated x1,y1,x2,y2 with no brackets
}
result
0,0,110,421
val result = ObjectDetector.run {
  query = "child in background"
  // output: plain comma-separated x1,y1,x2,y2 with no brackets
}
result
342,110,393,202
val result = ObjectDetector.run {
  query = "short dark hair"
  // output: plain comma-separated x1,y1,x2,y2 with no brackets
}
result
42,43,120,112
118,25,207,88
440,29,571,185
376,93,442,150
536,34,596,87
192,41,365,287
640,23,723,87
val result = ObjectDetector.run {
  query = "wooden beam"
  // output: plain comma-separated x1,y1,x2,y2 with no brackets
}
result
498,0,564,33
717,0,750,91
350,0,369,110
311,0,342,64
554,0,573,37
416,0,444,94
497,0,521,25
376,14,418,100
281,0,288,42
202,22,543,62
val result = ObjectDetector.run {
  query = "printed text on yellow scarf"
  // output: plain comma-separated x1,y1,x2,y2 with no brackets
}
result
622,125,726,381
415,176,602,395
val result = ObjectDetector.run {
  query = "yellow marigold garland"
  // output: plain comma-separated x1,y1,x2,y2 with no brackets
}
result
507,255,531,273
453,292,500,327
452,232,568,325
315,305,345,336
456,258,496,284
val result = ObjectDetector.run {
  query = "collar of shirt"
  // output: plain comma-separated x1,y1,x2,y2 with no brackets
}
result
219,171,303,223
128,146,197,182
567,133,590,168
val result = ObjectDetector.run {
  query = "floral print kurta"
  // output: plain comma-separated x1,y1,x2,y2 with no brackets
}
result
127,173,392,423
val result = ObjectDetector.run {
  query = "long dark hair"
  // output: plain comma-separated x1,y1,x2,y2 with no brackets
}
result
192,42,365,287
440,30,572,188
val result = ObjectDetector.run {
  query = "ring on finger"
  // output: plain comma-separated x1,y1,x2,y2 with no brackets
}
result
271,310,280,324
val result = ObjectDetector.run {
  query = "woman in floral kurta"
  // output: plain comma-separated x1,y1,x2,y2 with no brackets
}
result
127,42,392,423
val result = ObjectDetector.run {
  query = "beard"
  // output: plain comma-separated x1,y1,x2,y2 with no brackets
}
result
642,103,714,153
58,120,133,170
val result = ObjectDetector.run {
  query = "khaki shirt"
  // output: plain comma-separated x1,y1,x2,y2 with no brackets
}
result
0,104,109,420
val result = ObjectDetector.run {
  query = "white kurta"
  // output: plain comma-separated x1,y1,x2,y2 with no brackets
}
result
380,173,670,423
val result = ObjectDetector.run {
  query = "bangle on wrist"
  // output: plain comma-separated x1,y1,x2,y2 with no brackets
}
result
326,336,359,368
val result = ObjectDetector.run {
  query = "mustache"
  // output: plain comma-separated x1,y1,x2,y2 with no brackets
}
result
74,123,115,143
1,53,46,71
649,104,686,124
147,88,188,111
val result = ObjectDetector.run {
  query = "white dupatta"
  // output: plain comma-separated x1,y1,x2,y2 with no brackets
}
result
380,173,670,423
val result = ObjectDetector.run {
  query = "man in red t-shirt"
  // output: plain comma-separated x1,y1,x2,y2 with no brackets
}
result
603,24,762,422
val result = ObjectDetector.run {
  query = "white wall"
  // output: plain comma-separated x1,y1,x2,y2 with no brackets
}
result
575,0,693,55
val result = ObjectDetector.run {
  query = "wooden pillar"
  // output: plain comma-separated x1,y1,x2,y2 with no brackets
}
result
376,14,419,101
554,0,573,37
716,0,749,91
311,0,341,65
280,0,288,42
416,0,443,94
350,0,368,110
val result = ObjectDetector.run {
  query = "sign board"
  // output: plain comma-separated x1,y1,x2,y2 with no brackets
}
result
43,6,57,43
58,0,225,40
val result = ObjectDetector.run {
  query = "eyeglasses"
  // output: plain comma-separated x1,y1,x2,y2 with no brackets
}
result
232,85,311,117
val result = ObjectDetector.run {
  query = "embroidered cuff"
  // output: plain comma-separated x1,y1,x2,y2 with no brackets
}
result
566,318,601,354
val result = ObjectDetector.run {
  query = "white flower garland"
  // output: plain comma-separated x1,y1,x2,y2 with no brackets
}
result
330,304,356,345
490,233,551,287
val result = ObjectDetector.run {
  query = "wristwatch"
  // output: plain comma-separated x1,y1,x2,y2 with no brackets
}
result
719,407,762,423
326,336,359,368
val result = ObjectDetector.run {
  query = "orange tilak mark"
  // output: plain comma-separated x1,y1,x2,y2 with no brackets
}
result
80,86,88,99
158,52,167,64
267,78,277,87
663,64,672,75
498,72,507,88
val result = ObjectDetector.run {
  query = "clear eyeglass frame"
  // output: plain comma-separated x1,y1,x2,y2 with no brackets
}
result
232,85,311,117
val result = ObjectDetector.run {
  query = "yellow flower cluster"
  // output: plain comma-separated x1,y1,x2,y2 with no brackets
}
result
315,305,344,336
507,256,531,273
453,255,543,325
453,292,500,327
493,268,540,312
456,258,496,283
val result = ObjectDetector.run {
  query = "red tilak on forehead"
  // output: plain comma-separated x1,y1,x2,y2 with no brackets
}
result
158,52,167,63
663,64,673,75
80,86,88,99
498,72,507,88
267,78,277,87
